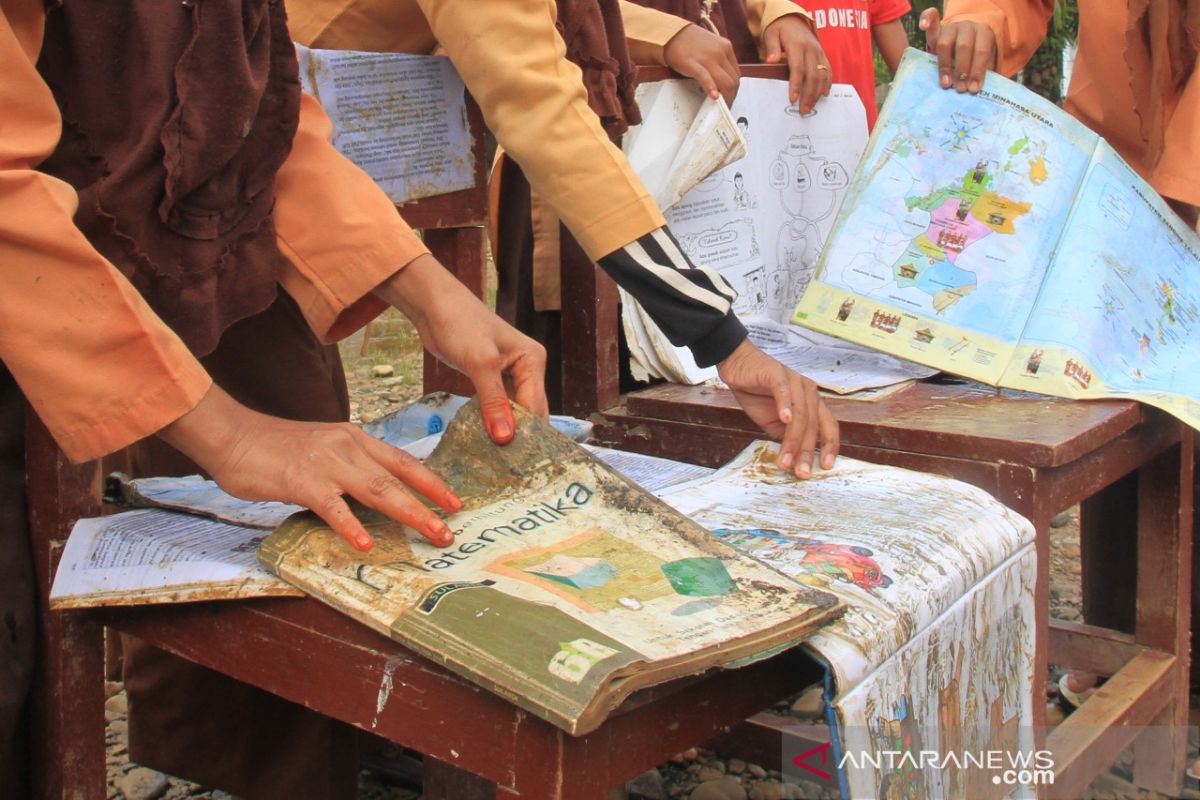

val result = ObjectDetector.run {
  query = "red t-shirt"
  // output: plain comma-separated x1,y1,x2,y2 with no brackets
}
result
801,0,910,129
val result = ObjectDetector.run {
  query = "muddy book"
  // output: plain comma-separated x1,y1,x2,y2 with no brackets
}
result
258,401,842,734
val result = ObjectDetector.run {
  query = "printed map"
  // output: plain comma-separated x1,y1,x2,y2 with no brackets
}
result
815,57,1093,344
1013,147,1200,401
794,50,1200,429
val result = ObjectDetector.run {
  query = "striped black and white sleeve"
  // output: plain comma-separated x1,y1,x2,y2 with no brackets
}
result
597,227,747,367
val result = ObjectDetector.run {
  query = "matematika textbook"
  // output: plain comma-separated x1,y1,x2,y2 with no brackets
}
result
258,400,842,735
794,49,1200,429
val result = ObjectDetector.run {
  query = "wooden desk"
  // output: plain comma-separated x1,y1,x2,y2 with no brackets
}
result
97,598,821,799
592,380,1194,798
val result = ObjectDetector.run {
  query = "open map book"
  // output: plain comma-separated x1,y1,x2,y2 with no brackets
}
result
258,400,842,734
794,49,1200,429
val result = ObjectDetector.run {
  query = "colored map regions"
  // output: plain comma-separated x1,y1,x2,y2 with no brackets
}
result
893,161,1033,313
1018,150,1200,398
812,51,1096,345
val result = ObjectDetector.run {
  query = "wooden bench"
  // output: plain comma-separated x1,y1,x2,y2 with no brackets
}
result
27,411,834,800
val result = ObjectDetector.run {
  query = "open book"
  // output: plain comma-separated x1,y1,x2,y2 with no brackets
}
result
619,77,935,392
258,400,842,735
794,49,1200,429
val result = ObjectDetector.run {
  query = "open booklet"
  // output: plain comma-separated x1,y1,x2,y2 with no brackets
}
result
49,508,304,609
620,77,935,392
258,400,843,735
795,49,1200,429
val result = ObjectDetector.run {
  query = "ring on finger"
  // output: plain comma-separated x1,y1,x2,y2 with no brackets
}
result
815,64,829,71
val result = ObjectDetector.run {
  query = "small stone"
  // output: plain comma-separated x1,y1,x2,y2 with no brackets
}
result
371,364,395,378
627,768,667,800
380,376,407,387
748,764,767,779
115,767,169,800
690,776,747,800
728,759,746,775
793,779,823,798
105,694,127,717
108,719,127,735
749,781,785,800
1050,510,1071,528
698,766,726,782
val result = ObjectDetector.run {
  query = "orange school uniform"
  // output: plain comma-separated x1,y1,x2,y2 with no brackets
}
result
944,0,1199,208
0,0,428,463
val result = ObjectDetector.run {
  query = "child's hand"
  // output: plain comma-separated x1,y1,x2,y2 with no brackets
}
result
761,15,832,112
919,8,997,94
663,24,740,105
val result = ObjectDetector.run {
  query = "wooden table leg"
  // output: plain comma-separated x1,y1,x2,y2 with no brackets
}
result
995,464,1050,778
25,412,105,800
558,230,619,419
1131,436,1193,795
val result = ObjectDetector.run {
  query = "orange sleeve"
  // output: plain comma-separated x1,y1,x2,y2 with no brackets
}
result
273,92,429,343
620,0,813,65
0,0,211,463
942,0,1056,77
748,0,815,43
619,2,690,66
414,0,665,260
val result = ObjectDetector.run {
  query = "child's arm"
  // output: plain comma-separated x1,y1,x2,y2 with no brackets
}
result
872,18,909,74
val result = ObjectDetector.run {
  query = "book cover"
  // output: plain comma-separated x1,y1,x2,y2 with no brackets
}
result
259,401,842,734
